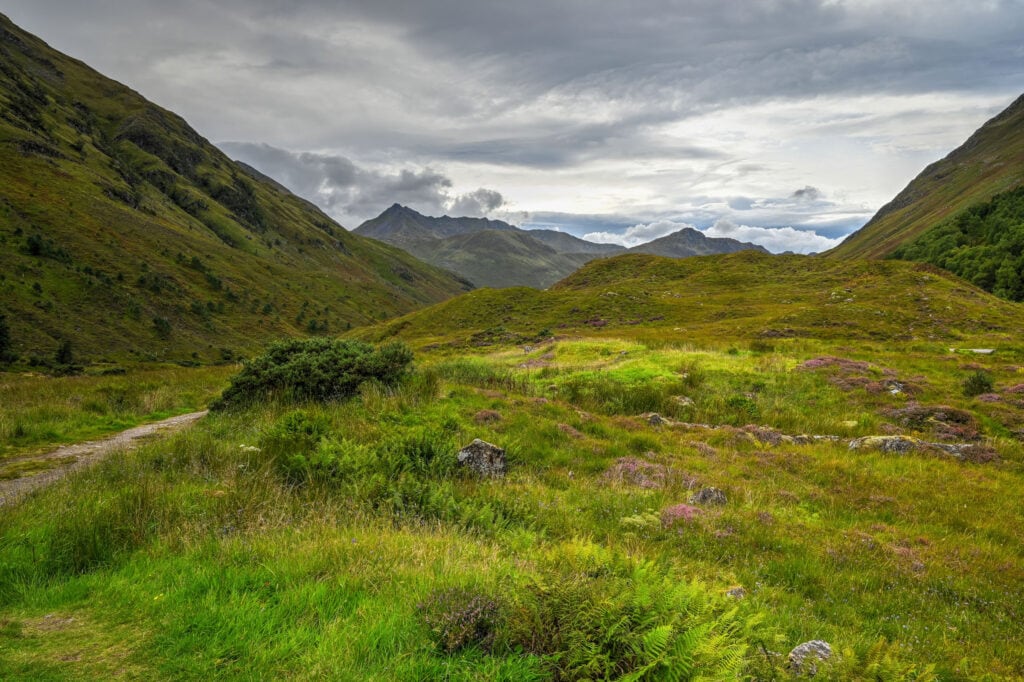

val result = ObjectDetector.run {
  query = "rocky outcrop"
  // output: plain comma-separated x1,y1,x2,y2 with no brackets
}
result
456,439,507,478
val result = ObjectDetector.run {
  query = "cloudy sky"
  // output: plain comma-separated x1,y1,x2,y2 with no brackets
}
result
6,1,1023,252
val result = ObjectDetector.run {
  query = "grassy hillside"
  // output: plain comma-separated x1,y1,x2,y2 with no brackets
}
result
889,186,1024,302
0,14,470,365
2,329,1022,677
355,251,1024,350
408,229,594,289
828,93,1024,259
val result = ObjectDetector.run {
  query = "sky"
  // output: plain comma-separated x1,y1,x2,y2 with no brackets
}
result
5,1,1023,253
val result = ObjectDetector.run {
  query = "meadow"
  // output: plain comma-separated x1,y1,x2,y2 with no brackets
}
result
1,336,1022,679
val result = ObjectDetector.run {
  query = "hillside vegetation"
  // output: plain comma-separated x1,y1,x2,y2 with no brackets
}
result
2,324,1023,678
355,251,1024,350
890,186,1024,302
0,14,470,365
828,93,1024,259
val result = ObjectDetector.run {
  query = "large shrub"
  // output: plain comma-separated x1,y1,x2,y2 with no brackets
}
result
212,337,413,410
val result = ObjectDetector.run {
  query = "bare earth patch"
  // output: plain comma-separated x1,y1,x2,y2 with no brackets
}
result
0,411,207,506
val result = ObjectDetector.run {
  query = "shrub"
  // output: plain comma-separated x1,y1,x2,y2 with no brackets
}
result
259,410,330,483
212,338,414,410
0,314,14,364
962,371,994,398
420,586,501,653
505,560,752,679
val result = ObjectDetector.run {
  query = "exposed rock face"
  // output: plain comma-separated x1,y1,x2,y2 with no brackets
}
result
456,439,506,478
788,640,832,675
689,487,727,505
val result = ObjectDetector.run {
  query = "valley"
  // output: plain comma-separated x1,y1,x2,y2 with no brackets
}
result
1,8,1023,682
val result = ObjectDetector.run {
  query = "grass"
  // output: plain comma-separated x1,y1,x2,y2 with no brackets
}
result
1,336,1022,679
0,365,233,469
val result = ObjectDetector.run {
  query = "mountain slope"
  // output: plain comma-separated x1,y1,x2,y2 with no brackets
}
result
355,203,519,245
0,14,470,364
355,204,767,288
828,93,1024,259
409,229,594,289
629,227,769,257
355,251,1023,348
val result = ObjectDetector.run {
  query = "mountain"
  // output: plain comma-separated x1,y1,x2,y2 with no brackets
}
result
357,251,1023,348
828,93,1024,259
407,229,594,289
0,14,471,364
629,227,769,258
355,203,519,245
355,204,766,288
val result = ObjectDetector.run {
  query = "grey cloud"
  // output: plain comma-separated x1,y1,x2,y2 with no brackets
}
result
449,189,505,217
219,142,502,225
791,186,822,201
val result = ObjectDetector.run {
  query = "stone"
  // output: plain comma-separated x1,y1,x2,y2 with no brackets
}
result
456,439,506,478
647,413,665,426
848,435,920,454
689,487,727,505
725,586,746,599
788,640,832,676
672,395,695,408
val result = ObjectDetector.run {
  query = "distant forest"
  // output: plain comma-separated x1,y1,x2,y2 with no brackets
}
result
891,186,1024,301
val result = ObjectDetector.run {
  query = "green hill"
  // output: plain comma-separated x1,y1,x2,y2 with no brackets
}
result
889,186,1024,301
828,93,1024,259
0,14,470,365
401,229,595,289
355,251,1024,348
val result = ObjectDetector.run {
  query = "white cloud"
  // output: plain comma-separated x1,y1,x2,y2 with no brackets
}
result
583,220,690,247
703,219,843,254
584,218,843,254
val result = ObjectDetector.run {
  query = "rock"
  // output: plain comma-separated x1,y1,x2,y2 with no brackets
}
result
456,439,507,478
473,409,502,424
673,395,695,408
689,487,727,505
725,586,746,599
647,413,665,426
848,435,920,454
788,640,832,676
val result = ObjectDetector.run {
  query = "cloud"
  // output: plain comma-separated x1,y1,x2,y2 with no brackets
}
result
5,0,1020,238
219,142,503,225
791,186,822,201
583,220,692,247
703,219,843,254
583,218,843,254
448,188,505,217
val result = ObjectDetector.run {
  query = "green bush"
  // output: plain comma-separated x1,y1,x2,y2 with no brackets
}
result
962,370,994,397
212,337,414,410
504,560,752,680
259,410,330,483
419,586,502,653
0,314,14,364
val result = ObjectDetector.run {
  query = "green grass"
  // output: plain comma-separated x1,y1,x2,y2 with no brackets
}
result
0,365,233,466
2,337,1022,678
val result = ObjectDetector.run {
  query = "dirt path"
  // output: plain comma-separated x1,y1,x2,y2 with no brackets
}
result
0,410,207,506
